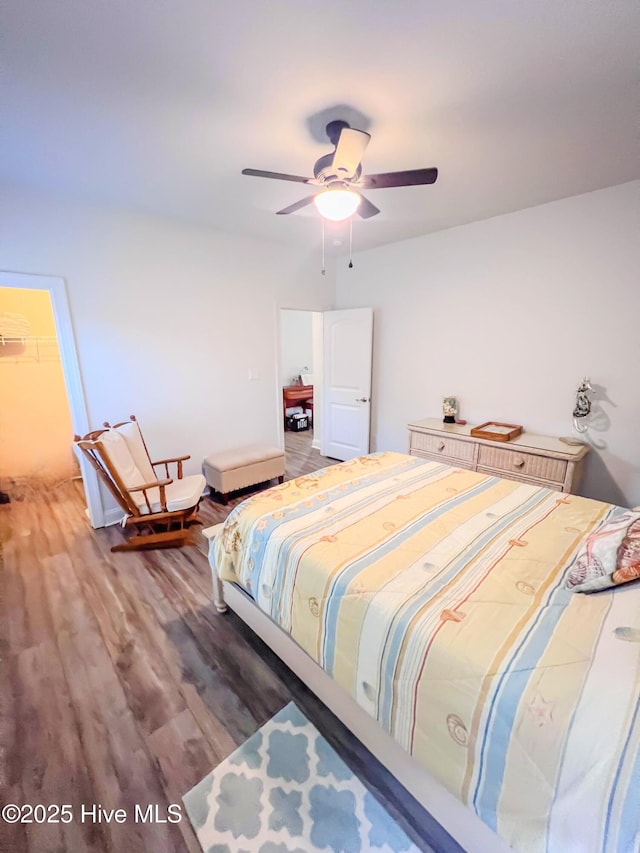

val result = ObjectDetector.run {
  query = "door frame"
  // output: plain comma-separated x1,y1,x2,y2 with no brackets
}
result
0,270,104,527
274,304,327,451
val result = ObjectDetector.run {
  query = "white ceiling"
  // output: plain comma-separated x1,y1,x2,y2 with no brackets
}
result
2,0,639,253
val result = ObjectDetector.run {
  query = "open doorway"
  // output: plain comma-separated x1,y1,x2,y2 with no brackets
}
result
0,271,103,526
279,308,332,477
278,306,374,475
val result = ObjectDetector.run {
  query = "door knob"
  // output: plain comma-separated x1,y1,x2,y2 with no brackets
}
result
356,397,370,403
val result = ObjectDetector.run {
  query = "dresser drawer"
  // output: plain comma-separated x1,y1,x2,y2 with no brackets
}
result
412,450,475,471
410,431,475,464
477,444,567,484
477,466,563,491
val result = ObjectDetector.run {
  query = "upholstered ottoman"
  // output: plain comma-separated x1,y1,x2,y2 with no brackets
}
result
203,444,285,504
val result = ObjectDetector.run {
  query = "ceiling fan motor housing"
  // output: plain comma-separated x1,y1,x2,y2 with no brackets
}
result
313,152,363,184
325,119,350,145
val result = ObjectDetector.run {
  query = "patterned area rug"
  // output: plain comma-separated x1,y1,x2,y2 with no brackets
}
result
183,702,421,853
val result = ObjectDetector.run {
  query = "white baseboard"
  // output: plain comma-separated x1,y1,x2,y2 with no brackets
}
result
102,506,124,527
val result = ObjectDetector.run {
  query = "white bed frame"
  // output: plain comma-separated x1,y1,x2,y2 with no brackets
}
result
205,527,510,853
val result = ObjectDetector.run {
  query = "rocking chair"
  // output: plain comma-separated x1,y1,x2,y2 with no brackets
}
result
74,415,206,552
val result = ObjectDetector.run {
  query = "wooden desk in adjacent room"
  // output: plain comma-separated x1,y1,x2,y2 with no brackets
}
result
283,384,313,428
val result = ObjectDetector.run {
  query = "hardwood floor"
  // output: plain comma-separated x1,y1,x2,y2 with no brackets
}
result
283,425,334,478
0,445,459,853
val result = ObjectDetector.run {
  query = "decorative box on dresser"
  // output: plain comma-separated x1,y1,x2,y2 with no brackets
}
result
407,418,589,494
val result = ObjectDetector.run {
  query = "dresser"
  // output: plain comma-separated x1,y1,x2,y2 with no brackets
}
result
407,418,589,494
283,384,314,428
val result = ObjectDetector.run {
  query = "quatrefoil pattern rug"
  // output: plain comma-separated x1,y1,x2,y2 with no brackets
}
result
182,702,420,853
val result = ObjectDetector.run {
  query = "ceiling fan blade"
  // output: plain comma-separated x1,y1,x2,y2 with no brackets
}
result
355,193,380,219
358,167,438,189
242,168,311,184
333,128,371,178
276,194,318,215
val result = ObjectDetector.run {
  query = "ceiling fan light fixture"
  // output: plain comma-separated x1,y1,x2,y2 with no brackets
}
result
314,188,361,221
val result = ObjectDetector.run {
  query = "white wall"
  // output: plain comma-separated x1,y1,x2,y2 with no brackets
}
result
336,181,640,507
1,187,334,521
280,309,313,386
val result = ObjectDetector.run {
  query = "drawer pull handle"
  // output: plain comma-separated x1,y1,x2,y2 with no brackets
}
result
513,458,525,468
437,441,446,451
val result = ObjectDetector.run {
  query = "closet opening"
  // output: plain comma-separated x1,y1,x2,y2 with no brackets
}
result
0,271,103,526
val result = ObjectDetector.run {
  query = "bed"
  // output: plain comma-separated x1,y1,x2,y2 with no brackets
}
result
207,451,640,853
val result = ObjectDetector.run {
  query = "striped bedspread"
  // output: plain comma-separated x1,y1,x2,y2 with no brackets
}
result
210,452,640,852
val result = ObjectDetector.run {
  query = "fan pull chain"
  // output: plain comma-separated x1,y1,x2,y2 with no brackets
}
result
348,217,354,268
321,218,326,276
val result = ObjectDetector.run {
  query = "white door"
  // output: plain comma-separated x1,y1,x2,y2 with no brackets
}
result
321,307,373,460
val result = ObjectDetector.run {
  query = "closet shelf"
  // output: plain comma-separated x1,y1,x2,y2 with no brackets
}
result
0,335,61,362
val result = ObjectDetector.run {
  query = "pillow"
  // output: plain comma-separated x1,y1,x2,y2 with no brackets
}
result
566,510,640,593
614,518,640,582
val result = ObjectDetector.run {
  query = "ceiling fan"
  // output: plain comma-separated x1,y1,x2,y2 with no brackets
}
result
242,120,438,221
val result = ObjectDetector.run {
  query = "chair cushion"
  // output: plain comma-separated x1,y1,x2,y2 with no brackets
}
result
134,473,206,515
115,421,156,483
204,444,284,473
100,429,145,489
